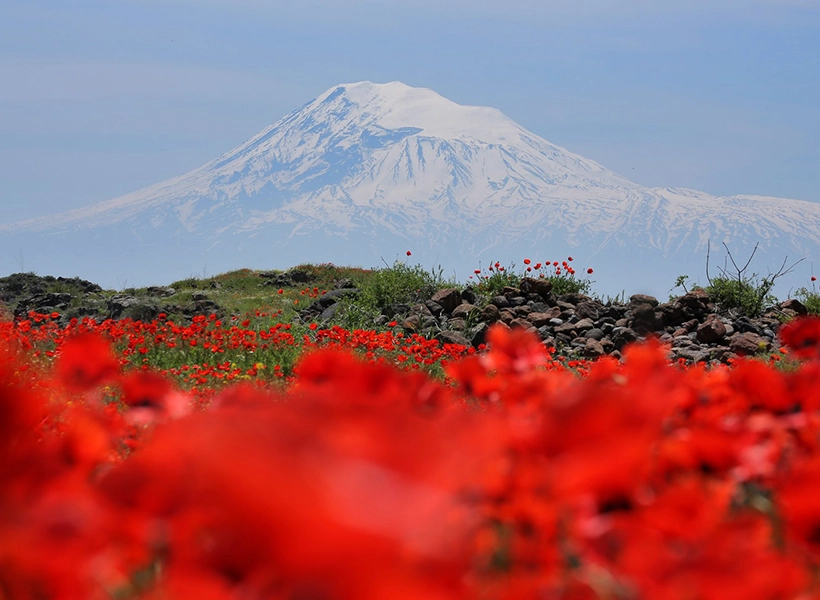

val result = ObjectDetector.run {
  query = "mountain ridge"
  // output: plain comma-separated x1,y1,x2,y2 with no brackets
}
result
2,80,818,295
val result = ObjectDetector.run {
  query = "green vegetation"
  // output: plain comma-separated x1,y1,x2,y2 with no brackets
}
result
703,275,777,318
548,270,593,296
796,279,820,316
337,261,456,328
472,259,593,304
700,241,803,317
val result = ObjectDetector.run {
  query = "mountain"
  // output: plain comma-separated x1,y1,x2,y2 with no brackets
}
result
2,80,818,296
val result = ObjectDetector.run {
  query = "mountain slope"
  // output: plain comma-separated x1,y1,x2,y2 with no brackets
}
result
2,81,818,295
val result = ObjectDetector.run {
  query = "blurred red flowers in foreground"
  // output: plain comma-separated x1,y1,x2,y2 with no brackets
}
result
4,317,820,598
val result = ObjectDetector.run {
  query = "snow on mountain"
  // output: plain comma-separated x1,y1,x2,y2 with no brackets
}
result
2,81,819,295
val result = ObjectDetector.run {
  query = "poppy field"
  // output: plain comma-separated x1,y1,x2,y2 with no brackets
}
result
5,276,820,598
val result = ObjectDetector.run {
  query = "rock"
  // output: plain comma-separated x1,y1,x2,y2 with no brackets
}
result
447,317,468,330
729,332,770,356
452,303,479,320
499,309,516,325
780,299,808,315
402,315,421,332
300,288,360,319
672,335,695,347
269,268,316,288
430,288,462,313
557,293,589,305
682,318,700,332
470,322,489,348
490,295,510,309
658,302,684,325
519,277,552,299
334,278,356,289
583,339,606,358
410,303,434,318
696,316,727,344
316,288,360,307
510,318,537,333
107,295,142,318
320,304,339,321
631,302,658,334
108,295,163,321
480,304,501,323
630,294,659,307
286,269,314,284
574,318,595,332
554,322,579,335
734,317,763,335
612,327,640,350
584,328,606,340
502,286,522,299
677,289,711,310
27,292,73,310
425,300,444,316
437,330,472,347
528,309,560,328
511,306,531,319
631,302,656,323
147,286,177,297
674,347,711,364
576,301,605,320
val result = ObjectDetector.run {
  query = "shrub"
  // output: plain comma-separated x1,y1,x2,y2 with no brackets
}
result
703,242,803,317
796,277,820,315
339,261,454,327
473,262,521,300
548,269,592,296
704,275,777,317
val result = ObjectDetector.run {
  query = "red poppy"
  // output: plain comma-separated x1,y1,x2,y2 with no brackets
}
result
780,317,820,359
406,250,412,256
55,333,120,391
523,258,531,265
587,268,594,274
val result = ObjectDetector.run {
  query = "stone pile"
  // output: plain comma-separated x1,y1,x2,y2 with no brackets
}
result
356,278,803,364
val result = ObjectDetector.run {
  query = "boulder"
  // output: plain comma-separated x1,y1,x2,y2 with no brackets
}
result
729,332,770,356
630,294,659,307
452,303,479,320
430,288,462,314
696,316,727,344
519,277,553,299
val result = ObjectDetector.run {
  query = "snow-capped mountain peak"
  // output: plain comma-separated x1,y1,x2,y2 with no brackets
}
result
2,81,818,296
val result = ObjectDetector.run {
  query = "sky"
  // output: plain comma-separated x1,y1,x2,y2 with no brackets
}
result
1,0,818,225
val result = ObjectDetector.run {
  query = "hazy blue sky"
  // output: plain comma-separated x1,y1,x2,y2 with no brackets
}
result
1,0,818,223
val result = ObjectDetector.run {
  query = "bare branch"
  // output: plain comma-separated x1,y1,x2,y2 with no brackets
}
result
705,240,712,285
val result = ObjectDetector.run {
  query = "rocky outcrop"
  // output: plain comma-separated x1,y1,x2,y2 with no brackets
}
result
0,271,806,366
371,280,801,365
